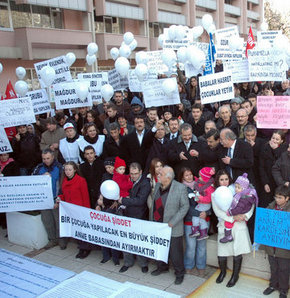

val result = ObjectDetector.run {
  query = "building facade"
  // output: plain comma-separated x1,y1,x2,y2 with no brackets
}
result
0,0,262,92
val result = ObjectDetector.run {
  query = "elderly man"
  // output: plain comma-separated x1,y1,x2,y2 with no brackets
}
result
150,166,189,285
118,162,151,273
236,108,250,139
219,128,254,183
216,105,238,136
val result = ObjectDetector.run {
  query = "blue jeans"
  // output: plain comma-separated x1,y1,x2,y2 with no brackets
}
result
184,224,207,270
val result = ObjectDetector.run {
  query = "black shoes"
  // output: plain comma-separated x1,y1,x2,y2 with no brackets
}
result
263,287,276,295
216,257,227,284
75,249,90,259
100,258,110,264
151,268,169,276
119,265,129,273
175,276,184,285
226,256,242,287
141,266,148,273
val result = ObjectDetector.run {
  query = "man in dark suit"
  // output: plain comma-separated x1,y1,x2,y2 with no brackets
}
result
165,117,180,140
219,128,254,183
118,162,151,273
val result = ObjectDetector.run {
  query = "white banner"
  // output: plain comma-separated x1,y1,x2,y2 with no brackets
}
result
59,202,172,263
184,63,203,78
53,82,92,110
257,30,282,45
215,47,244,61
120,76,129,90
141,78,180,108
146,50,168,74
26,89,51,115
128,70,158,92
0,126,13,154
0,97,36,128
223,60,250,83
34,56,72,88
108,69,121,91
0,175,54,212
163,28,192,50
215,26,239,47
199,71,234,104
248,48,287,81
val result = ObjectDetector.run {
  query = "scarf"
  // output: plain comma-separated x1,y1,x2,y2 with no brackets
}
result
193,177,214,197
183,180,195,190
84,135,98,144
0,158,14,172
66,133,79,143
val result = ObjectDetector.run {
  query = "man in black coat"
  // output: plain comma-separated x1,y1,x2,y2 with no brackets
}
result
186,103,206,138
118,162,151,273
219,128,254,183
165,117,180,141
80,145,105,208
102,123,123,159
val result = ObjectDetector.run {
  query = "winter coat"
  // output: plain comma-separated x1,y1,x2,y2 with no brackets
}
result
228,194,255,216
194,180,214,204
60,174,90,208
102,136,124,159
272,151,290,187
113,171,133,198
212,192,254,257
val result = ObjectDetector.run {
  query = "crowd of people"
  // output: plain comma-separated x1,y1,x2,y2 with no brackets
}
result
0,74,289,295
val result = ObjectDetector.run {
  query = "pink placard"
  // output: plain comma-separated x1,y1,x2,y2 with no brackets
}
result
257,96,290,129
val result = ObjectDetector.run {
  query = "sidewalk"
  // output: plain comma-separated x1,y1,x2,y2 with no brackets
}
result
0,227,216,297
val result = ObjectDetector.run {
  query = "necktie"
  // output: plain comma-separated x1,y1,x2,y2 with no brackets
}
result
226,147,233,178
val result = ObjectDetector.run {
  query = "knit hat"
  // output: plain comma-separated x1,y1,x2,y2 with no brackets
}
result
131,96,144,107
104,157,115,167
199,167,215,182
114,156,126,169
235,173,249,189
63,122,75,130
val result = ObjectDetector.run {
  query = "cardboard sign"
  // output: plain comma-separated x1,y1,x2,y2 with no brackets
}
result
60,202,172,262
199,71,234,104
128,70,158,92
163,27,192,50
53,82,92,110
257,30,282,45
254,207,290,250
34,56,72,88
0,97,36,128
0,126,13,154
257,96,290,129
26,89,51,115
146,51,168,74
223,60,250,83
141,78,180,108
215,26,239,47
108,69,121,91
248,48,287,81
184,63,203,78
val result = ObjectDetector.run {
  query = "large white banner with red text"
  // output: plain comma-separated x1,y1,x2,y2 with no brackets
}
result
59,202,172,263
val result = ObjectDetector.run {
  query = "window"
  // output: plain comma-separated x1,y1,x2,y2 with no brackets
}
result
95,16,125,34
225,0,232,4
10,0,32,28
0,1,12,29
25,68,40,91
70,67,86,80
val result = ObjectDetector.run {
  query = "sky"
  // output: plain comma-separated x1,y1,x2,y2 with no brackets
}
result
266,0,290,15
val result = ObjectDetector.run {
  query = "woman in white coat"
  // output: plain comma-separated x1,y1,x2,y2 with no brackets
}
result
212,170,254,288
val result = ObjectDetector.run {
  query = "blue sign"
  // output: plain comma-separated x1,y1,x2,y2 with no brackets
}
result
254,207,290,250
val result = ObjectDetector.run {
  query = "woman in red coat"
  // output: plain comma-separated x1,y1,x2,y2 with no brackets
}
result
59,161,91,258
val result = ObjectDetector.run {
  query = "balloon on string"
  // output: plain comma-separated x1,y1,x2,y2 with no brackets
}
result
76,82,89,101
161,49,177,67
189,47,205,69
162,79,176,96
87,42,98,55
119,44,131,58
260,22,269,31
40,66,56,86
101,84,114,102
158,34,165,48
15,80,29,97
0,63,3,74
135,64,148,82
192,26,204,39
65,52,76,67
16,67,26,80
100,180,120,200
168,25,177,40
202,14,213,31
110,47,119,60
135,51,148,65
86,54,96,66
123,32,134,45
129,39,138,51
207,24,216,34
115,57,130,78
175,25,186,41
177,47,188,63
213,186,233,212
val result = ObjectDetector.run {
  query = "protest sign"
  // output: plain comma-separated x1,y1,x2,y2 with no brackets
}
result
215,26,239,47
141,78,180,108
0,126,13,154
184,63,203,78
194,42,209,57
248,48,287,81
34,56,72,88
120,75,129,89
257,30,282,44
163,27,192,50
0,175,54,212
223,60,250,83
254,207,290,250
257,96,290,129
0,249,75,298
0,97,36,128
199,71,234,104
146,50,168,74
59,201,172,262
53,81,92,110
108,68,121,90
26,89,51,115
128,70,158,92
215,47,244,60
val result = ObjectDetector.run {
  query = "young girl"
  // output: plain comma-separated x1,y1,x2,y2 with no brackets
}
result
220,173,258,243
189,167,215,240
112,156,133,199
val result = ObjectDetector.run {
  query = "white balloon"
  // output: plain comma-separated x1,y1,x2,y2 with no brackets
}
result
202,14,213,30
87,42,98,55
100,180,120,200
0,63,3,74
177,47,188,63
65,52,76,67
213,186,233,212
15,80,29,96
168,25,177,40
86,54,97,66
162,79,176,96
40,66,56,86
273,34,290,53
129,39,138,51
158,34,165,48
119,44,131,58
207,24,216,34
260,22,269,31
229,36,243,52
101,84,114,102
135,51,148,65
123,32,134,45
175,25,186,41
189,47,206,69
135,64,148,82
110,47,119,60
115,57,130,78
161,49,177,67
192,26,204,39
16,67,26,80
76,82,89,101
